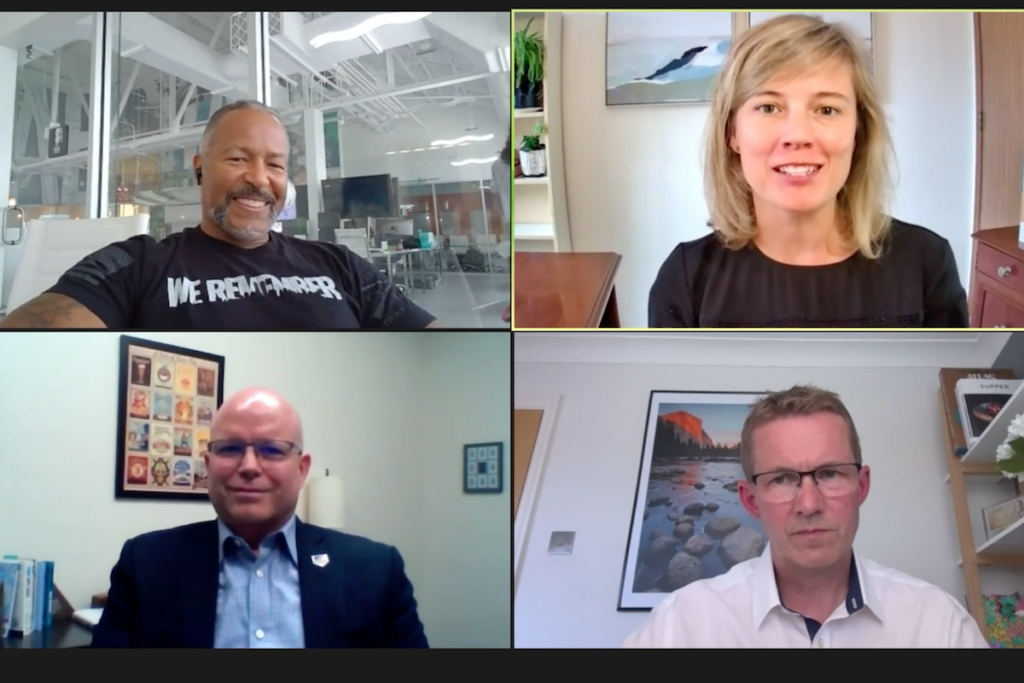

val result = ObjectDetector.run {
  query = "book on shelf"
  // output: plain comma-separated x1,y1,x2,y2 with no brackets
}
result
0,556,56,638
939,368,1018,456
955,377,1023,450
0,560,19,638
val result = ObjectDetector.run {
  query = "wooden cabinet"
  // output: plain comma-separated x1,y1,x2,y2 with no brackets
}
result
970,14,1024,326
969,227,1024,327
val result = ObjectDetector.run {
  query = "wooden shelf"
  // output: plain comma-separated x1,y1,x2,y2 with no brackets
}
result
940,384,1024,641
962,380,1024,464
514,223,554,241
514,108,544,119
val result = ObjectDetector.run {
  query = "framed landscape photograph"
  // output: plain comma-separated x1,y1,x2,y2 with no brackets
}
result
606,11,734,106
116,335,225,500
618,390,767,610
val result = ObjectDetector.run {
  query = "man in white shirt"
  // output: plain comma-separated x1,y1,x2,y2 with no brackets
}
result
624,384,989,648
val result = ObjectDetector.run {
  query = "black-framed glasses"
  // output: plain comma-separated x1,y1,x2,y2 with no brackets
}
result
751,463,862,503
207,439,300,462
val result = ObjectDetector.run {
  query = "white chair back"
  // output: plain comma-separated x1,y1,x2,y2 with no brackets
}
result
5,215,150,312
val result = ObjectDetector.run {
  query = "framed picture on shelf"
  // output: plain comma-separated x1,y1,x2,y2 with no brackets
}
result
116,335,225,501
619,390,766,610
982,495,1024,540
606,12,734,106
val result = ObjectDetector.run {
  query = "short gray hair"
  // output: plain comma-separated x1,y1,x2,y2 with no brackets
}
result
198,99,285,156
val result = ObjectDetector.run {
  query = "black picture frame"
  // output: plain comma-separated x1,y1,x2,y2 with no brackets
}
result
115,335,225,501
618,390,767,611
463,442,503,494
48,124,69,159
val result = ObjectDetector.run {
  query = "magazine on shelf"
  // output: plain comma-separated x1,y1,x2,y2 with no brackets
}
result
955,378,1024,449
939,368,1017,456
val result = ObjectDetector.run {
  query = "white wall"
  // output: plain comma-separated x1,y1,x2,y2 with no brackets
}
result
560,11,976,328
513,333,1021,648
419,332,511,647
0,331,509,648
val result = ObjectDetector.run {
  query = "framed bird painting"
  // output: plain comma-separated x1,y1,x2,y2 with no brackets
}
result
605,11,734,106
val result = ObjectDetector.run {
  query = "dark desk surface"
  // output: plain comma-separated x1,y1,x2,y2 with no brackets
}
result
2,620,93,648
514,252,622,328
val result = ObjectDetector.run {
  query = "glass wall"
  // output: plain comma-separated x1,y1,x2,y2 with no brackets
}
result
1,12,97,311
274,11,511,327
108,12,252,239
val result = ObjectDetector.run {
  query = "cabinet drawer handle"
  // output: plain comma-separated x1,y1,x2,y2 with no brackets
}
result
998,266,1014,277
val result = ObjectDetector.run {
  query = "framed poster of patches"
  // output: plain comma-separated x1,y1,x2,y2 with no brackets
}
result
618,390,767,610
606,11,735,106
116,336,225,500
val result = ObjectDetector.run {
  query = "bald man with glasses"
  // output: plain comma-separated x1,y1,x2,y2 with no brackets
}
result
624,385,988,649
92,387,428,648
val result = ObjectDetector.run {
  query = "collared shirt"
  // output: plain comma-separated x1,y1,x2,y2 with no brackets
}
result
214,514,305,648
623,543,989,648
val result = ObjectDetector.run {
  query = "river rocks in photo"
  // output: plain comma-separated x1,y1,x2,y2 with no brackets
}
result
705,502,719,512
718,526,765,569
644,535,678,565
667,512,682,522
704,516,741,539
684,534,714,557
643,510,650,520
672,521,695,541
679,515,694,524
664,552,702,590
648,495,670,507
693,482,705,490
723,481,739,492
649,529,665,540
683,502,705,516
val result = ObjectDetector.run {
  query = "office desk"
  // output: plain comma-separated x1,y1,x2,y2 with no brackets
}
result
369,247,443,295
514,252,622,328
2,620,92,648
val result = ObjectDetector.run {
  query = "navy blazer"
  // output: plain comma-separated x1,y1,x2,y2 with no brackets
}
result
91,518,429,648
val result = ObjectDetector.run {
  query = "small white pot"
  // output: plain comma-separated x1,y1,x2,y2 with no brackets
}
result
520,149,547,177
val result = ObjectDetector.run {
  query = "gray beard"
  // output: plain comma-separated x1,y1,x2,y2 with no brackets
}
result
210,201,278,242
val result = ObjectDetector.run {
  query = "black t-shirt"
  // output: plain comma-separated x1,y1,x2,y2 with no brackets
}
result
648,218,969,328
46,226,436,329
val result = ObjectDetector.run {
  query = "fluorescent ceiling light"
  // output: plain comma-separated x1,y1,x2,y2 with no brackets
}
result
451,157,498,166
431,134,494,146
310,12,432,49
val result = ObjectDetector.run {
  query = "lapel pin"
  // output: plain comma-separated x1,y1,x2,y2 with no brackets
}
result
312,553,330,567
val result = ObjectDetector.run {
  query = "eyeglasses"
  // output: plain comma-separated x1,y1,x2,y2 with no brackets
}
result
207,440,300,462
751,463,862,504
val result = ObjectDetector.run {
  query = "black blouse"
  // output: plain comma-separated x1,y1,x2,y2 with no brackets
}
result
648,218,969,328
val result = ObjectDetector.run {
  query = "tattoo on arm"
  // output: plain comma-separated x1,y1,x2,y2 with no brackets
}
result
0,293,107,328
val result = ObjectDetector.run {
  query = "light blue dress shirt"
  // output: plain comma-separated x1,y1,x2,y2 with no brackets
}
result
214,514,305,648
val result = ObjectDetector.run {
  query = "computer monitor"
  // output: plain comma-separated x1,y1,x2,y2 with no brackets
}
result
321,179,343,214
340,174,394,219
294,184,308,220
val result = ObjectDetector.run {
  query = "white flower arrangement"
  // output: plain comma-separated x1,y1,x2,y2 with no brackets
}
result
995,413,1024,480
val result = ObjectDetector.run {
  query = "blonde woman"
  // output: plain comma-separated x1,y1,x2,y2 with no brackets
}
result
648,14,968,328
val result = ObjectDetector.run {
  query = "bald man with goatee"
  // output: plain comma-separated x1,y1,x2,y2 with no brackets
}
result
92,387,428,648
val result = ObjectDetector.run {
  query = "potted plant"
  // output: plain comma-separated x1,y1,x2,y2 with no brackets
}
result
518,122,547,177
514,17,544,110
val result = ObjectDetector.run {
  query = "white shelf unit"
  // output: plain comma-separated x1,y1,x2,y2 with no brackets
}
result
940,382,1024,638
513,11,572,253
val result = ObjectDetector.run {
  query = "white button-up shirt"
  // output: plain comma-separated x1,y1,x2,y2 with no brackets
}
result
624,544,989,648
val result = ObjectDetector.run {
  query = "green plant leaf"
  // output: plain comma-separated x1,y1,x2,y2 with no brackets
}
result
1011,437,1024,456
998,450,1024,475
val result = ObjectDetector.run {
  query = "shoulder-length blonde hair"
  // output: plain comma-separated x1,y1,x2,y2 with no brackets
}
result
704,14,895,259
